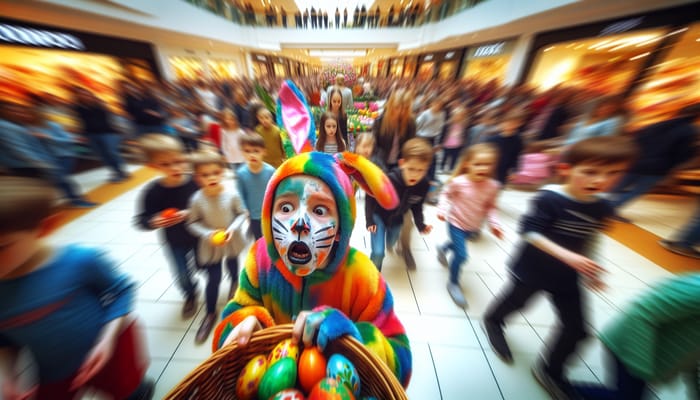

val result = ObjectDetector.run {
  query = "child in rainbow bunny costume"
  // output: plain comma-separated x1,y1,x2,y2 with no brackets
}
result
212,151,412,387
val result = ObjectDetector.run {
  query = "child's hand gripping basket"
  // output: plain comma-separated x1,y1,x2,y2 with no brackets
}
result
164,324,408,400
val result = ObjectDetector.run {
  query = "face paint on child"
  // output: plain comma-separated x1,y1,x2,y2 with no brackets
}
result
272,176,339,276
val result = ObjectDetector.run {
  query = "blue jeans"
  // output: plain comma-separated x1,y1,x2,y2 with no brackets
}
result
441,224,473,284
87,134,126,177
369,213,402,271
610,174,664,208
164,243,198,298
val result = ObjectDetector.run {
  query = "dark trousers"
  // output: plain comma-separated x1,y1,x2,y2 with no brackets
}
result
485,279,588,377
164,242,198,298
574,351,646,400
201,257,238,314
249,218,263,240
87,133,126,178
441,147,462,172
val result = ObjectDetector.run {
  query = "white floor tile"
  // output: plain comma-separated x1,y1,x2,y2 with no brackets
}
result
431,344,503,400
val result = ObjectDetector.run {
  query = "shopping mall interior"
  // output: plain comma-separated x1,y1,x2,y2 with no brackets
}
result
1,0,699,399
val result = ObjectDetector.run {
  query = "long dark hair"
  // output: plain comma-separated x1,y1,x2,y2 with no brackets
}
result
327,88,347,120
316,111,347,152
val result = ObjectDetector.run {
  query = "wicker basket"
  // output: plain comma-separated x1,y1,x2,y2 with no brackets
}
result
164,324,408,400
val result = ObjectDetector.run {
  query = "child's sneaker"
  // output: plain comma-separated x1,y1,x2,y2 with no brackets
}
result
481,319,513,363
401,247,416,270
181,293,197,319
659,240,700,259
446,282,467,308
437,245,448,268
531,360,582,400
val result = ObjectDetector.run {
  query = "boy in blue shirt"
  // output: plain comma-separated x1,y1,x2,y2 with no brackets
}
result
482,136,638,399
0,176,152,400
236,133,276,240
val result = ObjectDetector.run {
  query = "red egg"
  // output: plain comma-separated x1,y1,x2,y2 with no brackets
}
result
161,208,178,218
307,378,355,400
270,388,306,400
298,347,328,393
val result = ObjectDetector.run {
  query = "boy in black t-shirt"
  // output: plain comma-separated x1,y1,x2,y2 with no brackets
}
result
366,138,433,271
482,136,638,399
134,134,199,319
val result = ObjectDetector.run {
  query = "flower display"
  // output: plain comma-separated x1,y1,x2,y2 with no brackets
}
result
320,61,357,87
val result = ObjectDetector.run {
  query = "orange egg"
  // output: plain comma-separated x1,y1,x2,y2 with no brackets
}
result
298,347,328,393
161,208,178,218
211,230,227,246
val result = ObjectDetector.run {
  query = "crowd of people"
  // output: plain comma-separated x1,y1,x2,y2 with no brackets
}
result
1,71,699,400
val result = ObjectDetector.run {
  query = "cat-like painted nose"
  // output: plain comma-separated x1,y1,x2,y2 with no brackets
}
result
291,214,311,235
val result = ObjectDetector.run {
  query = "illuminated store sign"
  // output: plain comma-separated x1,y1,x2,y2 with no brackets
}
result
0,24,85,50
473,42,506,58
599,17,644,36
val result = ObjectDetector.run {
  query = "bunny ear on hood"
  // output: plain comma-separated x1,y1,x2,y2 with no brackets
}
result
335,151,399,211
276,79,316,154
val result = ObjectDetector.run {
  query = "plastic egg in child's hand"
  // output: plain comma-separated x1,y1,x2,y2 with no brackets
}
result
307,378,355,400
298,347,327,393
268,338,300,365
161,208,179,219
210,230,227,246
326,354,360,398
270,388,306,400
235,355,268,400
258,358,298,400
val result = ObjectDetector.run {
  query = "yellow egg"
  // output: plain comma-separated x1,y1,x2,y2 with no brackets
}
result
235,355,268,400
267,338,300,365
211,230,227,246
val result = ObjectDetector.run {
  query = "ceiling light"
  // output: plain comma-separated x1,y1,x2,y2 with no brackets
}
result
629,52,650,61
308,50,367,57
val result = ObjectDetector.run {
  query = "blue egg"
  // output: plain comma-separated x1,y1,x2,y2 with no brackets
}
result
326,353,360,397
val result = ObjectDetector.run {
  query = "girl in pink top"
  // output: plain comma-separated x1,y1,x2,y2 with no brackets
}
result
437,143,504,308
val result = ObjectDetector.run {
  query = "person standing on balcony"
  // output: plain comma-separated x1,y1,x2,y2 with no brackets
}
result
374,6,381,27
335,7,340,28
303,8,309,28
360,5,367,27
323,9,329,29
310,7,317,29
388,5,395,26
281,7,287,27
353,5,360,27
343,7,348,27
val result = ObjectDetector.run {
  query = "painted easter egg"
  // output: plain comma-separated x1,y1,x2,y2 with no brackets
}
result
268,338,300,365
161,208,178,218
270,388,306,400
235,354,268,400
210,230,227,246
258,358,298,400
326,354,360,397
307,378,355,400
298,347,328,393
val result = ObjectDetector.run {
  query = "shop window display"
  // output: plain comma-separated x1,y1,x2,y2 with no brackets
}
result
626,24,700,129
0,46,154,130
527,28,667,95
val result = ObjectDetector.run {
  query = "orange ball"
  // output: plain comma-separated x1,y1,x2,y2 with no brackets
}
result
298,347,327,393
211,230,227,246
161,208,178,219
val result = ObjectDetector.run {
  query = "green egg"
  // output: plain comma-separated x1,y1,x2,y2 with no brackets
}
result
257,357,297,400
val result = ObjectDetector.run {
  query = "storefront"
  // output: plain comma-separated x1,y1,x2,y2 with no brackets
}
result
522,3,699,128
416,53,436,80
251,53,273,78
437,49,464,80
0,17,159,124
460,39,515,83
389,57,404,78
403,56,417,79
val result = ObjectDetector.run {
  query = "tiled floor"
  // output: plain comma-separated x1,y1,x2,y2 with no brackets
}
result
44,166,697,399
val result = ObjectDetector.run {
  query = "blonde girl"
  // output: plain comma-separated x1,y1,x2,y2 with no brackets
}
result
315,111,347,154
220,109,246,169
436,143,504,307
327,88,349,149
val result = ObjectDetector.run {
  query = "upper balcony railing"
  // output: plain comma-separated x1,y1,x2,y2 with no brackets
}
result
183,0,488,29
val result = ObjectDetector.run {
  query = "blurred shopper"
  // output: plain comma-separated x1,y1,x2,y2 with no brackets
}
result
72,87,130,183
610,103,700,211
564,97,626,146
0,101,96,208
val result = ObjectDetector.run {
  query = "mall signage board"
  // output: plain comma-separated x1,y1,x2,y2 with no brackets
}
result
0,23,85,50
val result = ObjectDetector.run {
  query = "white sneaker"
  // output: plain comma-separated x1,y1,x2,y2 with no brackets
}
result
437,246,448,267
